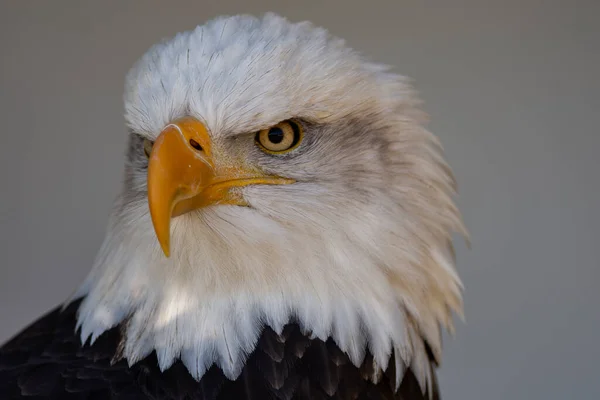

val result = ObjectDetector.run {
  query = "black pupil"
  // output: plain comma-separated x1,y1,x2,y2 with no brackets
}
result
268,127,284,144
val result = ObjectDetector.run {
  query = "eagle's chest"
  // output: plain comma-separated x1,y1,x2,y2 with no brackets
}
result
0,300,436,399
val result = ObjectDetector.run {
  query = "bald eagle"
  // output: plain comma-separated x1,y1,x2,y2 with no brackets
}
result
0,13,467,400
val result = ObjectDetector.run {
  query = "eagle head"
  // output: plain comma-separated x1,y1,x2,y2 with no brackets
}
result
74,13,467,391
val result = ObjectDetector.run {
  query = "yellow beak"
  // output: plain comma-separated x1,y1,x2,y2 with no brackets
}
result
147,117,294,257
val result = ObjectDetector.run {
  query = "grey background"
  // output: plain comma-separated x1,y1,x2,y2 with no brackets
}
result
1,0,599,398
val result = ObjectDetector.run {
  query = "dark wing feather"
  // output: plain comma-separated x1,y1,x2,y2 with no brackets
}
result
0,300,439,399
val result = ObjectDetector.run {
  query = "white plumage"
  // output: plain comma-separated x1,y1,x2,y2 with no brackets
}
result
72,13,466,393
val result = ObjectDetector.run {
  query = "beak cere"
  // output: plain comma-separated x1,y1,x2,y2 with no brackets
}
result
147,117,294,257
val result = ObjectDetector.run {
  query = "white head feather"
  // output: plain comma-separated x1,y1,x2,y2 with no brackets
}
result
73,13,467,391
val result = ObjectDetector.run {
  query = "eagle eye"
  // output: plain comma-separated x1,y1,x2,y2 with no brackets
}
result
255,120,303,154
143,138,154,158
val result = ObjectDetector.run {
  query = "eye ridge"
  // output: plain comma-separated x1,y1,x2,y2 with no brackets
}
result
255,120,303,154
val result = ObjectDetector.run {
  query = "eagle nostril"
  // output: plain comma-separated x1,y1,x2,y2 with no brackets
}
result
189,139,202,151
